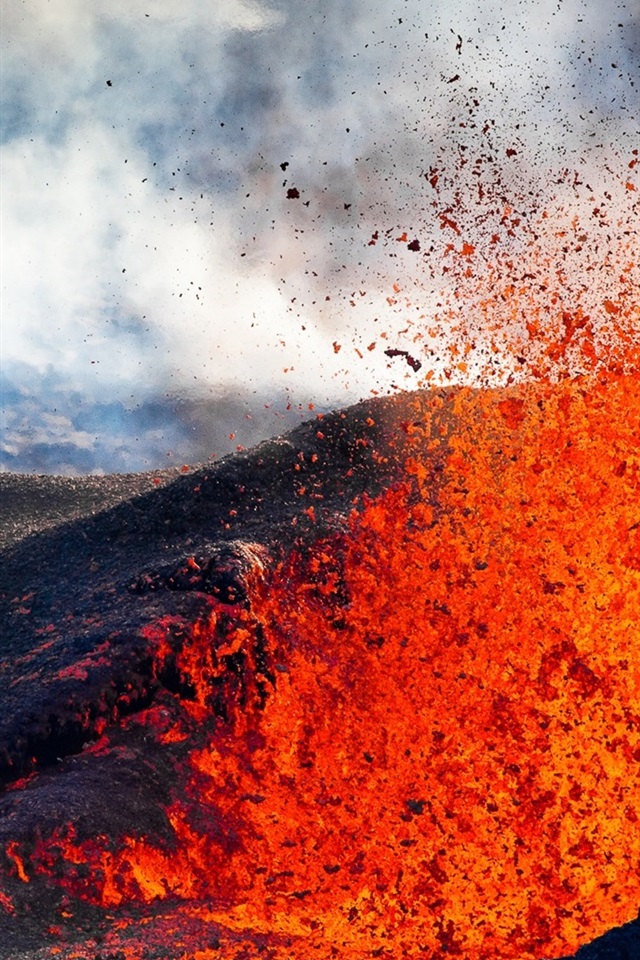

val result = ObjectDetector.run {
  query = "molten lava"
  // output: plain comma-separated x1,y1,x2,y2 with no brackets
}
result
3,370,640,959
1,148,639,957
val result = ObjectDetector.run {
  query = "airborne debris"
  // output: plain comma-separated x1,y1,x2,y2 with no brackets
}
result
384,347,422,371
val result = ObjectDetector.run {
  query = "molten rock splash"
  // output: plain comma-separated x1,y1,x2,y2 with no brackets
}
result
1,381,640,959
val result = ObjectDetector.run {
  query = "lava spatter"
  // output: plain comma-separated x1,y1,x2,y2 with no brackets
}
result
2,373,640,959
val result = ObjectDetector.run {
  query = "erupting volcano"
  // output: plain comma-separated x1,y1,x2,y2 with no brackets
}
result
4,0,640,954
2,104,640,960
2,360,640,958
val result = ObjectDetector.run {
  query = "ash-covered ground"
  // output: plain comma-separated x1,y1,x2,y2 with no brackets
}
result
0,391,638,960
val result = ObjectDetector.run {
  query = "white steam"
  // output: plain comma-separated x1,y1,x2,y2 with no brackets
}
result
1,0,638,470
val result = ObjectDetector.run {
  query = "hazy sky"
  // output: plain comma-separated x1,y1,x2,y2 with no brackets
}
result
2,0,638,472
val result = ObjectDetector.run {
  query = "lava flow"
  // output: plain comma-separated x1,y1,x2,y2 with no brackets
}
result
2,368,640,959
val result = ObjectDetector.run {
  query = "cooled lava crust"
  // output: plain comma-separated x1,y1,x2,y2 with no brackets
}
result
1,385,639,960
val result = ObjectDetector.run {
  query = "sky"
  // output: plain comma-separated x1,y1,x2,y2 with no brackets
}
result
1,0,638,473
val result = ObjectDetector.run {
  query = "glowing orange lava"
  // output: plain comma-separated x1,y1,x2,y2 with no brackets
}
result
2,157,639,958
9,368,639,959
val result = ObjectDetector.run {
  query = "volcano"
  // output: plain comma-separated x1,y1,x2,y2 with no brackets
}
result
1,383,640,960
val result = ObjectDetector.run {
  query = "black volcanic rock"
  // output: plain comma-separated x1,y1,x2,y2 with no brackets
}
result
0,468,183,551
0,392,444,787
554,913,640,959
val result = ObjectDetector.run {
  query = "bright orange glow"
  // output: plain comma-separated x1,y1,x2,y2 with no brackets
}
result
0,889,15,915
3,159,639,957
6,841,30,884
16,369,640,959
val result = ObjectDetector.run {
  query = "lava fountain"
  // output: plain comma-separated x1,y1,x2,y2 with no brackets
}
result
1,163,640,959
